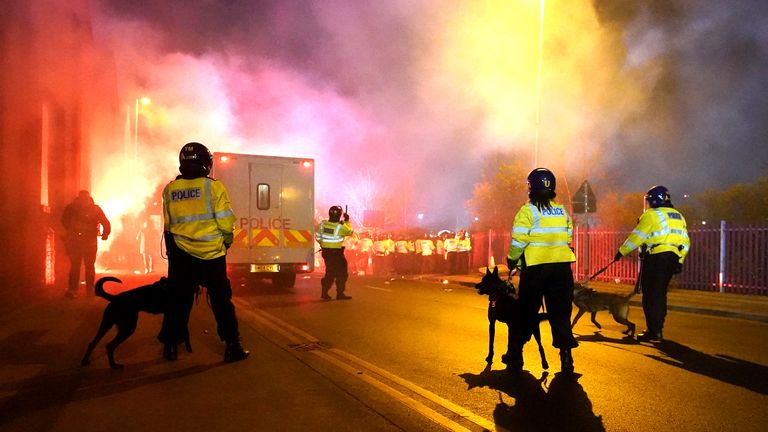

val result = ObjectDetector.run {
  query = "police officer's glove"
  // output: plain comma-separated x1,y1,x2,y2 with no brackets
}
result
506,257,517,270
674,263,683,274
613,251,623,262
224,241,232,250
343,213,350,222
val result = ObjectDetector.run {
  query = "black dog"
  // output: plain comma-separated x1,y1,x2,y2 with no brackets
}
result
475,266,549,370
571,283,636,337
81,276,192,369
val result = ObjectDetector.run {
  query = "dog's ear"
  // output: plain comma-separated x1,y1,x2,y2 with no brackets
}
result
485,267,491,275
492,266,498,276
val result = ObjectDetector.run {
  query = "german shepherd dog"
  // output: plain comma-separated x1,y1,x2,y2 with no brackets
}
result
571,283,636,337
475,267,549,370
81,276,192,369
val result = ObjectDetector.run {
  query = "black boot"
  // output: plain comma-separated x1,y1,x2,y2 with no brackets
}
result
501,350,524,372
224,340,250,363
637,330,663,342
163,343,178,361
560,349,574,373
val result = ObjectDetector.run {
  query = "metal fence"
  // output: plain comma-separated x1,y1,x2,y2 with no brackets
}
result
470,222,768,295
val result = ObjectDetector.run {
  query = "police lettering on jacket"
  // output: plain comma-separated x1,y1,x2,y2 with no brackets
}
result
541,207,565,216
171,188,201,201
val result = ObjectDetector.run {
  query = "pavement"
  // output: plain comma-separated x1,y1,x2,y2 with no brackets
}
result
435,268,768,323
1,270,767,431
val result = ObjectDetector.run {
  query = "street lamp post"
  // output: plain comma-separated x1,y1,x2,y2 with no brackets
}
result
534,0,544,167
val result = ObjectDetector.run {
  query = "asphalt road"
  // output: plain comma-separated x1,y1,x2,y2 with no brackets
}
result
1,273,766,431
237,274,768,432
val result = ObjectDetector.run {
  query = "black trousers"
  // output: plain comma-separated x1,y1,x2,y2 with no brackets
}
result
66,241,97,294
640,252,678,334
512,262,578,350
321,248,348,296
159,243,240,345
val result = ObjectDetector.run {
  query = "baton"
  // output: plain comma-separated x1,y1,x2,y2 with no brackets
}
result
633,253,644,294
506,266,519,283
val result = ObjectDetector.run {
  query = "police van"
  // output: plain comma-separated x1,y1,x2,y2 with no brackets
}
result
212,152,315,288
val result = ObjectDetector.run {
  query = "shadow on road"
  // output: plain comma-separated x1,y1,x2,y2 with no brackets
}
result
0,312,224,429
575,331,639,345
460,368,605,432
647,340,768,395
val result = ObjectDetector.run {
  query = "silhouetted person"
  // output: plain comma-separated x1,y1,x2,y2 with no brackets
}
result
61,190,111,298
136,219,159,273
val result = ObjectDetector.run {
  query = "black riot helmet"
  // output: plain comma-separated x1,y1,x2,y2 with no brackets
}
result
179,142,213,178
645,185,671,208
329,205,343,222
527,168,556,193
527,168,557,210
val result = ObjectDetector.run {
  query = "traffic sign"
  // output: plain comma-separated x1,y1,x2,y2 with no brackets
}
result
572,180,597,213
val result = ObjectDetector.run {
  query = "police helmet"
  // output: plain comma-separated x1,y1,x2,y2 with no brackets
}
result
179,142,213,175
527,168,556,193
645,185,671,208
329,205,343,221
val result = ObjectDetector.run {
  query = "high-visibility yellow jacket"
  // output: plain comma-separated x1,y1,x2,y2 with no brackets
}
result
444,237,459,253
619,206,690,263
458,237,471,252
507,202,576,266
315,220,353,249
163,177,236,260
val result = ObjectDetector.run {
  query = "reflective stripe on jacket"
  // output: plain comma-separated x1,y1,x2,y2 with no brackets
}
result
444,238,459,252
507,202,576,266
163,177,236,260
315,220,353,249
619,207,690,263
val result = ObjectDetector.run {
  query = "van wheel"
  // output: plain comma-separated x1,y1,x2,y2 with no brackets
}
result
273,272,296,289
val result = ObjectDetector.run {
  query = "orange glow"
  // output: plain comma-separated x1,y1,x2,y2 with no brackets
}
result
219,154,230,163
302,160,312,168
430,0,644,168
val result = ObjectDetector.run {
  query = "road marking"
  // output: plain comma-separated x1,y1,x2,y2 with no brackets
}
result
235,300,497,431
364,285,393,292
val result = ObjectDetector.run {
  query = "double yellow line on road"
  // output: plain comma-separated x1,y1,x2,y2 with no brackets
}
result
234,299,500,432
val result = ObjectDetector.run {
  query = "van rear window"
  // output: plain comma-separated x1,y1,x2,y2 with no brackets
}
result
257,183,270,210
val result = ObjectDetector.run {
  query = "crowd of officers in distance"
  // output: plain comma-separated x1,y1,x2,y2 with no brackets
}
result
333,229,474,277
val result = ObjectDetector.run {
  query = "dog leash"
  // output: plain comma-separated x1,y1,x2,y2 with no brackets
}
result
587,258,619,281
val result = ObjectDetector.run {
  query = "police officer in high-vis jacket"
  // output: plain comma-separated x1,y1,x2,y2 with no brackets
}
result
159,142,249,363
316,206,354,300
615,185,690,342
506,168,578,373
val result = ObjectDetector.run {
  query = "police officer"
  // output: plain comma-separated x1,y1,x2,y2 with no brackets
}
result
61,190,111,298
159,142,249,362
506,168,578,373
614,185,690,342
316,206,354,300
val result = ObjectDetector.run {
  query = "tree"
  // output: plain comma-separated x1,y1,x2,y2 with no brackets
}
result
690,176,768,224
466,153,529,231
593,190,645,230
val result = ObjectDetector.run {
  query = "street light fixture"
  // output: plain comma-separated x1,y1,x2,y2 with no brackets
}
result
134,97,151,159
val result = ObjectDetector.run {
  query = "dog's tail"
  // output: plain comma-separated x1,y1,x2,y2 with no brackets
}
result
95,276,122,301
